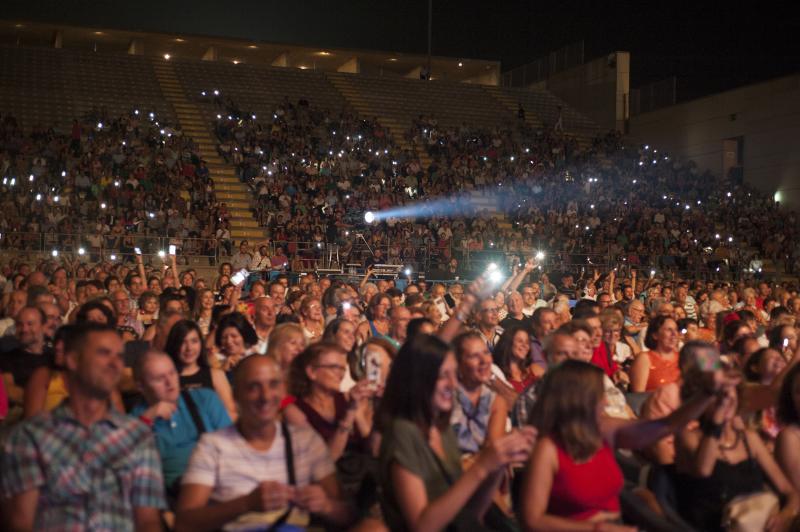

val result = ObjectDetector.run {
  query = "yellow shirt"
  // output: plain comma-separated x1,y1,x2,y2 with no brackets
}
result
44,372,69,412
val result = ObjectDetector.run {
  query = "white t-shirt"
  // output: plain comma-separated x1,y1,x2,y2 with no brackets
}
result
183,423,335,503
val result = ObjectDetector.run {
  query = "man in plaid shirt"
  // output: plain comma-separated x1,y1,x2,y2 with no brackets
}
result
0,323,165,531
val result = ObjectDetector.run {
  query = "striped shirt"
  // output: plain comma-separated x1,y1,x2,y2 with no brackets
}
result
0,403,166,531
182,422,335,503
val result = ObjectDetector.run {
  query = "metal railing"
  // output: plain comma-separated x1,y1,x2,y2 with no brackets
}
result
0,232,219,264
0,231,766,281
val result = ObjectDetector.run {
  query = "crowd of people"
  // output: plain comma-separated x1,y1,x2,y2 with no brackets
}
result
0,109,225,262
2,90,800,530
1,247,800,531
210,95,800,278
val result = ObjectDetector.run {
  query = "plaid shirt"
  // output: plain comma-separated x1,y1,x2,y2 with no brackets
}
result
1,403,166,531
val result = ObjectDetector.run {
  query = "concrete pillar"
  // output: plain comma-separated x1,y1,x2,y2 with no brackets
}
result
202,46,218,61
405,66,423,79
127,38,143,55
336,57,360,74
271,53,288,67
615,52,631,132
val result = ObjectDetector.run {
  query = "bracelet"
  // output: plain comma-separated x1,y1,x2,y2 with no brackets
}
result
700,418,723,439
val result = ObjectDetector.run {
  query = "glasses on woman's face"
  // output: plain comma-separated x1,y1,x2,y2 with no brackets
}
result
315,363,347,373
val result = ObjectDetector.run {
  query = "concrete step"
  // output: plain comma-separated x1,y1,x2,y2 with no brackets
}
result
230,218,260,228
215,184,248,192
216,190,252,203
231,229,269,239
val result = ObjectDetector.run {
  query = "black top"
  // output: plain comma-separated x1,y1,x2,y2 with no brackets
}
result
0,347,54,388
179,366,214,391
500,315,532,331
675,433,766,532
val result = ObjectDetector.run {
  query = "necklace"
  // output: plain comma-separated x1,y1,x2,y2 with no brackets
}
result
718,430,741,453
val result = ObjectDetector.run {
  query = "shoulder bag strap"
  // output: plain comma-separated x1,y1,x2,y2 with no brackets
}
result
281,420,296,485
265,422,296,532
181,390,206,435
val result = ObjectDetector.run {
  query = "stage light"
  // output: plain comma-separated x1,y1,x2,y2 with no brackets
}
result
163,54,171,60
51,249,58,257
535,251,545,261
158,250,166,258
110,254,117,261
364,211,375,223
78,248,85,255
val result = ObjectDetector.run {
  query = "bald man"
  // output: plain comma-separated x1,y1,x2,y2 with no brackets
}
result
176,356,352,530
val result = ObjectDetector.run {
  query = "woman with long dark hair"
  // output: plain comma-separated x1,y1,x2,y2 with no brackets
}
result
674,360,799,532
164,319,236,420
493,325,535,393
378,334,535,531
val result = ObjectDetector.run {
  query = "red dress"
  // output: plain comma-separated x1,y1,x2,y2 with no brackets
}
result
548,441,623,520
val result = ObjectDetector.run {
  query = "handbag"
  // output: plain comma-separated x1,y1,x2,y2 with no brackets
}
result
721,491,779,532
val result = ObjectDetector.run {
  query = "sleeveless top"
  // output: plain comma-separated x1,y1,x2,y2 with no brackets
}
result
179,366,214,391
294,393,368,453
676,432,766,532
644,351,681,391
548,441,623,520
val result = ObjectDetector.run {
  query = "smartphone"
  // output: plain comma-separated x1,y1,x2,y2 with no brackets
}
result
169,245,176,255
444,293,456,308
135,247,142,255
231,268,248,286
783,338,790,350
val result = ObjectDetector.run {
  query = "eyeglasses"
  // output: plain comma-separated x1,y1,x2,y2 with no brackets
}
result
314,363,347,373
481,307,499,313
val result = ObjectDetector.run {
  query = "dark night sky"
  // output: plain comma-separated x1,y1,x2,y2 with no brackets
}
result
4,0,798,101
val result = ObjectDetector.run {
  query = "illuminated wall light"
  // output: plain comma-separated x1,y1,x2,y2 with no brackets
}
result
163,54,171,60
458,61,463,67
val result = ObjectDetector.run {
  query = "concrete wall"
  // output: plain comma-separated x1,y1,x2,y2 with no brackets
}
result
537,52,629,131
629,74,800,208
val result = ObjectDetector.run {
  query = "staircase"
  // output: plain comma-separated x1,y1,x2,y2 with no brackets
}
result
326,73,432,170
481,85,544,130
150,58,268,248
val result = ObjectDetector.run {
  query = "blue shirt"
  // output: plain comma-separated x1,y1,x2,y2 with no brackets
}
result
132,388,232,487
